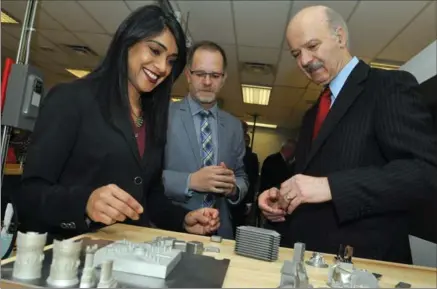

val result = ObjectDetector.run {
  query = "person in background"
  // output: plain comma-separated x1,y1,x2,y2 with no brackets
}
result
231,132,259,233
258,5,437,263
259,139,296,193
163,40,248,239
16,5,220,242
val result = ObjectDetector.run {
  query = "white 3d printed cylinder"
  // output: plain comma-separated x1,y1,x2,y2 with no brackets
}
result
12,231,47,280
47,239,83,287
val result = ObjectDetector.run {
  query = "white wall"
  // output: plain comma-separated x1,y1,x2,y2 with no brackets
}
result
400,40,437,268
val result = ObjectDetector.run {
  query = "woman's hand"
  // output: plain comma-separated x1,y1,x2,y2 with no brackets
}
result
183,208,220,235
86,184,144,225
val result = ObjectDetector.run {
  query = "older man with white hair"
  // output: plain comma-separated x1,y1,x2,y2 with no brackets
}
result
258,5,437,264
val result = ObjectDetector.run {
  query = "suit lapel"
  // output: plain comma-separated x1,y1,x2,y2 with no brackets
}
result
217,110,226,164
303,61,369,171
109,102,143,168
179,98,202,165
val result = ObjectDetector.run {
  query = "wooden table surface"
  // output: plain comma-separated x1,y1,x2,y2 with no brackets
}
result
2,223,436,288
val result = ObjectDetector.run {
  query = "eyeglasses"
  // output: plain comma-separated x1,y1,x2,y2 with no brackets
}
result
190,70,224,80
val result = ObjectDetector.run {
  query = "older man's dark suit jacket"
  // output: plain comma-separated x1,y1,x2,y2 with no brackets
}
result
282,60,437,264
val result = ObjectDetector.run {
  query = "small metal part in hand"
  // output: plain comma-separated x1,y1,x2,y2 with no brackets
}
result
204,246,220,253
210,235,222,243
395,281,412,288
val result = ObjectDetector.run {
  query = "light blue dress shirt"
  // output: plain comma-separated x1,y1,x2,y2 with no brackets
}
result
184,95,219,197
328,56,359,107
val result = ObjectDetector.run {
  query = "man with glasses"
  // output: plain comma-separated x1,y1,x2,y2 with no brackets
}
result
163,41,248,239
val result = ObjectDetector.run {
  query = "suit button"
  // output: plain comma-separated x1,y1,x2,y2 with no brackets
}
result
134,176,143,185
69,222,76,229
61,223,67,229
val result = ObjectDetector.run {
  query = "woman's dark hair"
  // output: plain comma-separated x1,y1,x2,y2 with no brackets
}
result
88,5,187,149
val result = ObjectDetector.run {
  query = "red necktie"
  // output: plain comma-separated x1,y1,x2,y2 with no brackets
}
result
312,87,331,140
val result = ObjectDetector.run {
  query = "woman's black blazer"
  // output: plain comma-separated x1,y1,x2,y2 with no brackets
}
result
17,77,189,239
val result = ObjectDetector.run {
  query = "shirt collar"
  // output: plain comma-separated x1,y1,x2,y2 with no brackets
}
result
328,56,359,102
187,94,218,118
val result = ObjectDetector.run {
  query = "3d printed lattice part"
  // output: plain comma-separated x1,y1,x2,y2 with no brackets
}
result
93,239,182,279
234,226,281,262
12,231,47,280
47,239,83,287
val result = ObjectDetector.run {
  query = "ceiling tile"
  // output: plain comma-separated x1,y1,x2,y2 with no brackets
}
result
274,50,309,87
348,1,430,59
1,0,64,30
73,32,113,57
78,1,131,34
234,1,292,48
270,86,306,108
176,1,235,44
238,46,280,65
37,30,83,47
1,31,19,52
124,1,160,12
240,71,275,86
41,0,106,33
302,88,323,101
376,1,436,62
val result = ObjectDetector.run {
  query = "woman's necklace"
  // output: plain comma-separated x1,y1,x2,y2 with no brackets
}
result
131,109,144,128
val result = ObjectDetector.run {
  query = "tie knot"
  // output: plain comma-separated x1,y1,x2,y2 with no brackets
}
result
200,110,211,118
321,87,331,99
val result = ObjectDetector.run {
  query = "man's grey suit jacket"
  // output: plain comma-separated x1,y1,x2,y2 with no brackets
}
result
163,97,248,239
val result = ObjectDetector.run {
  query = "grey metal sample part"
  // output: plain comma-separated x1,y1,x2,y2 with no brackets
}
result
395,281,412,288
234,226,281,261
211,235,222,243
279,242,312,288
186,241,204,255
305,252,329,268
93,239,182,279
327,264,379,288
12,231,47,280
97,260,118,288
2,237,231,288
204,246,220,253
173,240,187,251
79,245,98,288
335,244,354,264
46,239,83,287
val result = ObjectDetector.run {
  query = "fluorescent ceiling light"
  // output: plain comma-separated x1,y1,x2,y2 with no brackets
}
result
66,69,90,78
370,62,400,70
1,11,19,24
171,97,183,102
242,84,271,106
246,121,277,129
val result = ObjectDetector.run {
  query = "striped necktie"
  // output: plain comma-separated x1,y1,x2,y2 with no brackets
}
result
200,110,215,207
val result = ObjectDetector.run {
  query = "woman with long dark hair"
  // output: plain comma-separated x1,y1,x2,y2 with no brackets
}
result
16,5,220,240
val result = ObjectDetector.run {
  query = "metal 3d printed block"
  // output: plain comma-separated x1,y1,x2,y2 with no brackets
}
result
305,252,328,268
47,239,83,287
12,231,47,280
234,226,281,261
93,239,182,279
279,243,312,288
328,265,379,288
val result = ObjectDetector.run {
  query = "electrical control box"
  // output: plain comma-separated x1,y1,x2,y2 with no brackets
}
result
2,63,44,132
